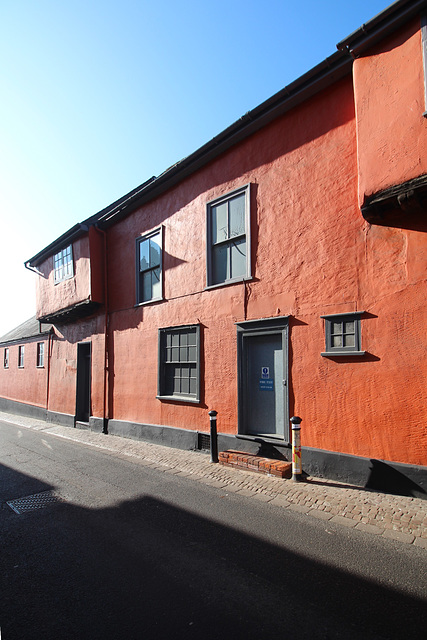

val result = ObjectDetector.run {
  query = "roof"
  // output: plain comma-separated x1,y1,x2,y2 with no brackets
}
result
337,0,427,56
0,316,53,345
26,0,425,269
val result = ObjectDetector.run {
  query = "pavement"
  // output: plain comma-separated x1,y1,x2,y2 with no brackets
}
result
1,410,427,548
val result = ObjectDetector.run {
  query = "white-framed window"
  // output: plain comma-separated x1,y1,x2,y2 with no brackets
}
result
157,324,200,403
54,245,74,283
206,184,251,287
4,348,9,369
136,228,163,304
36,342,44,368
18,345,25,368
321,312,365,357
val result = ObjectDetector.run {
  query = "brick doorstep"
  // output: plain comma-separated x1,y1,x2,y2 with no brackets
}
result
219,450,292,479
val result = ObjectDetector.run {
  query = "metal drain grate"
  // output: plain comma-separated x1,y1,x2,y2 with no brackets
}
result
6,490,64,514
198,433,211,451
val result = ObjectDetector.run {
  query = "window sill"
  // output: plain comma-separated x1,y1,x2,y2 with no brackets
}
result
134,296,164,308
205,276,253,292
54,275,74,285
321,351,365,357
156,394,200,404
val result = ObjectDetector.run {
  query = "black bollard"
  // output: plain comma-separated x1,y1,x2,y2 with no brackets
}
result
208,410,218,463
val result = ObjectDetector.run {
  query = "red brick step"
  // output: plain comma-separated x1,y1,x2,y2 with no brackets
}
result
219,450,292,479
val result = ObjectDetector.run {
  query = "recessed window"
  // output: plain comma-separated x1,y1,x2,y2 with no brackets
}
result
136,228,162,304
321,312,365,357
37,342,44,368
206,184,251,287
158,325,200,402
4,348,9,369
18,345,25,368
54,245,73,283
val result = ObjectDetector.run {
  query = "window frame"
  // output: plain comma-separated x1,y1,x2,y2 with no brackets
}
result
54,245,74,283
321,312,365,357
135,227,163,306
18,345,25,368
157,324,201,403
36,342,45,368
206,184,252,288
4,347,9,369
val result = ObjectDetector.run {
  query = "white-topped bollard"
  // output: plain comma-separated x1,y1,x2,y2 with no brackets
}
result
291,416,303,481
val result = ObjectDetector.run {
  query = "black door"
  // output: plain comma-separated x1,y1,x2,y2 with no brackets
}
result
76,343,91,422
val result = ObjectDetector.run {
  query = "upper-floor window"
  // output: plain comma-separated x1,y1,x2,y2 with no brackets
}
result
18,345,25,368
136,228,162,304
54,245,74,283
206,184,251,287
4,348,9,368
321,312,365,357
37,342,44,367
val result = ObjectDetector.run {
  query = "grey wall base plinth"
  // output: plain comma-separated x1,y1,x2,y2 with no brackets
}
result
301,446,427,500
107,419,199,451
1,398,425,500
0,398,73,429
0,397,48,421
89,416,105,433
229,436,427,500
46,410,74,428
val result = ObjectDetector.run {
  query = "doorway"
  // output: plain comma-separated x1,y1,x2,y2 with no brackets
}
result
237,318,289,442
76,342,91,423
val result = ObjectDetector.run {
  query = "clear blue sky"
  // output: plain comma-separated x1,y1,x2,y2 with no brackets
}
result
0,0,392,336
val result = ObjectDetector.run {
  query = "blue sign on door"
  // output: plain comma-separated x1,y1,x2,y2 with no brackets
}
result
259,379,274,391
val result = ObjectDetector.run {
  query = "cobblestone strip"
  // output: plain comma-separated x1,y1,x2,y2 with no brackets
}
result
1,411,427,546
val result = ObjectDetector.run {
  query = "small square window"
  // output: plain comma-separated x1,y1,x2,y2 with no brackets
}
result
54,245,74,283
4,348,9,368
206,185,251,287
37,342,44,367
158,325,200,402
136,228,163,304
18,345,25,368
321,313,365,357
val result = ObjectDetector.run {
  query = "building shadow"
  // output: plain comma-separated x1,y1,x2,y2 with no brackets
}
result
0,460,426,639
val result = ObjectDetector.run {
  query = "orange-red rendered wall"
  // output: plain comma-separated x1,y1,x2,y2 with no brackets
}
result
354,18,427,202
3,27,426,470
98,75,425,467
0,341,49,408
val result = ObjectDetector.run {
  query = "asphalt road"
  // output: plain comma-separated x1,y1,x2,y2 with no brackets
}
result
1,419,426,639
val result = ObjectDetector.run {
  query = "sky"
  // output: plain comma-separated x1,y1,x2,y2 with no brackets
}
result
0,0,393,337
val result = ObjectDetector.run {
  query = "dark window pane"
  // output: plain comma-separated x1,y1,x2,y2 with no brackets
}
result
344,334,356,347
344,321,355,334
229,193,245,238
149,237,161,268
332,335,342,348
230,237,246,279
212,243,229,284
331,322,342,335
212,202,228,244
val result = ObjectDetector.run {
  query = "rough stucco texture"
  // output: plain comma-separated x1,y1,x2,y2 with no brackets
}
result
354,18,427,202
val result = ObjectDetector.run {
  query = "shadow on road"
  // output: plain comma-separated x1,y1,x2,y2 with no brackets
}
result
0,461,426,640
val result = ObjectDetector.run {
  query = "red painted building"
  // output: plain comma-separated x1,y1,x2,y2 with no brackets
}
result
1,0,426,495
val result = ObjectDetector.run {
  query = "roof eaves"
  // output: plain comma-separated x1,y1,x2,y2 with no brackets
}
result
26,223,89,269
97,50,351,228
336,0,427,57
